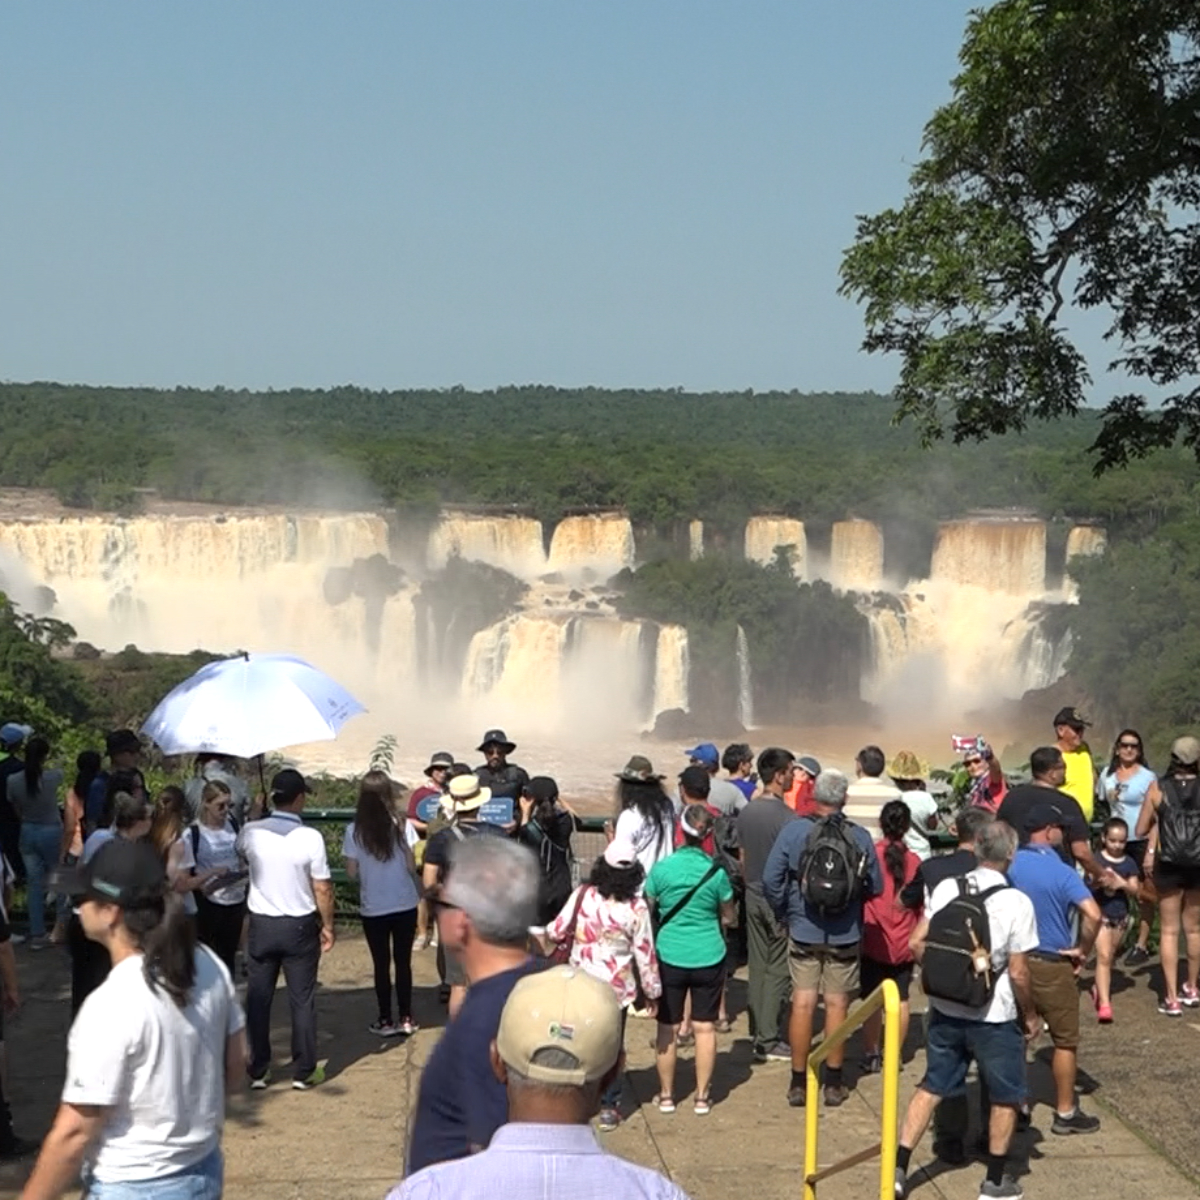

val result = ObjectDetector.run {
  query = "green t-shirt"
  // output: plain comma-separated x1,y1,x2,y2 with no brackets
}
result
645,846,733,969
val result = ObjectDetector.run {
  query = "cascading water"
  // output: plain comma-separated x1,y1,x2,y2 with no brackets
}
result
829,519,884,593
653,624,690,716
736,625,754,729
688,520,704,561
744,516,806,578
547,514,636,579
426,512,547,579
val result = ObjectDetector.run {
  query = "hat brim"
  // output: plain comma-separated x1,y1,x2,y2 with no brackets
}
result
477,741,516,754
424,763,452,777
448,783,491,812
615,771,665,783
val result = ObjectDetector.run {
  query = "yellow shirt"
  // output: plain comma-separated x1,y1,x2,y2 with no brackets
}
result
1061,748,1095,821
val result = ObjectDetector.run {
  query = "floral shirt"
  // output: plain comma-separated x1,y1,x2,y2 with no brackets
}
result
546,884,661,1008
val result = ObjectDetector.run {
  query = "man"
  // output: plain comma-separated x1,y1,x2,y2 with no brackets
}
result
183,753,251,824
0,725,30,887
408,837,540,1175
684,742,746,815
424,773,511,1015
1052,707,1097,821
763,768,882,1108
894,820,1039,1200
674,766,720,853
845,745,900,839
737,747,797,1064
238,768,334,1091
1007,803,1102,1136
390,966,692,1200
784,754,821,816
901,805,992,909
475,729,530,802
722,743,756,803
85,730,146,834
997,747,1112,881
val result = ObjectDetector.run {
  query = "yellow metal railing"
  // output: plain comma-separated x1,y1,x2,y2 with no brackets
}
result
803,978,901,1200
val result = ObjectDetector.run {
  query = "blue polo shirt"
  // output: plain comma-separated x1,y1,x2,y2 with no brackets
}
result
1007,845,1091,954
761,813,882,946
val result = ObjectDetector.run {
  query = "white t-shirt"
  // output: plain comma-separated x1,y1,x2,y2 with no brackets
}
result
614,808,674,884
900,790,939,861
238,812,330,918
926,866,1039,1024
192,822,248,907
82,828,116,864
63,947,245,1183
342,823,419,918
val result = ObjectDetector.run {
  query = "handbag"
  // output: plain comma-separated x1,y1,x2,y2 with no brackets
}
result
651,861,722,936
548,885,591,966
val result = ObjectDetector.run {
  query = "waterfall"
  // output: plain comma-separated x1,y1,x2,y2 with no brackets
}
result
426,513,546,579
688,520,704,561
744,516,806,578
736,625,755,729
1066,525,1107,560
830,519,883,592
653,624,690,715
930,517,1046,595
547,514,636,578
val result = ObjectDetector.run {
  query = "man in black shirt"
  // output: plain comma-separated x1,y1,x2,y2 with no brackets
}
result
474,729,530,802
900,805,991,909
0,724,31,888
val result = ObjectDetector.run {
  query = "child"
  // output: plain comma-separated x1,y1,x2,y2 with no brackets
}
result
1091,816,1140,1023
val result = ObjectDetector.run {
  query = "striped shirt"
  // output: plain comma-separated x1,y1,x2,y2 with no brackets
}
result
844,776,901,841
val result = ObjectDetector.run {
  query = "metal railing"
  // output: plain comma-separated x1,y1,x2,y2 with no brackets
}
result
803,978,900,1200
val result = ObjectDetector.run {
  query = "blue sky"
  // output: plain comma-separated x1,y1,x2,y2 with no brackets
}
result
1,3,1024,393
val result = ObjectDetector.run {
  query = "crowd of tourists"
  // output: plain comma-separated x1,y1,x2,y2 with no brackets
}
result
0,706,1196,1199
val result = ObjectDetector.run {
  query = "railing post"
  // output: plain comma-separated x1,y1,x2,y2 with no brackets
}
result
878,979,901,1200
804,1050,819,1200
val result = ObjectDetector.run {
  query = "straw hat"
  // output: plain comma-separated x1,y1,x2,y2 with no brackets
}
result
888,750,930,781
446,773,490,812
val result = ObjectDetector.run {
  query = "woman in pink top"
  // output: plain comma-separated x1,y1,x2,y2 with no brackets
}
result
544,837,661,1134
859,800,922,1073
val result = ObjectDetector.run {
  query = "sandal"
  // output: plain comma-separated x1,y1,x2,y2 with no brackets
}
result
676,1032,695,1049
714,1018,733,1034
693,1095,712,1115
653,1094,676,1114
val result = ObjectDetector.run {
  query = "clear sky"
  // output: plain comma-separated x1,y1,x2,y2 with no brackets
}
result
1,3,1005,394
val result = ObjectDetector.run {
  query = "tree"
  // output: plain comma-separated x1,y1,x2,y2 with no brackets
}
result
839,0,1200,471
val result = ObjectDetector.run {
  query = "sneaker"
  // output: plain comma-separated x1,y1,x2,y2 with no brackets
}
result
596,1107,621,1133
27,936,50,952
786,1084,806,1108
1097,1003,1113,1024
1051,1108,1100,1136
249,1069,271,1090
413,933,430,951
824,1083,849,1108
933,1138,966,1166
1123,945,1150,967
753,1040,791,1063
293,1065,326,1091
1181,983,1200,1008
861,1051,883,1075
397,1017,419,1036
369,1019,401,1037
1159,998,1184,1017
978,1176,1023,1199
0,1137,40,1161
9,933,24,946
894,1167,908,1199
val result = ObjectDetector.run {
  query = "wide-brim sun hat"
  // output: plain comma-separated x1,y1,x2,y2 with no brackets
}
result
477,728,516,754
447,774,490,812
424,751,455,777
888,750,930,781
615,754,664,783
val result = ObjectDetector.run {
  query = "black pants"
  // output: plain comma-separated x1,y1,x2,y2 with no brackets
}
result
361,909,418,1023
246,912,320,1082
196,894,246,977
69,914,110,1016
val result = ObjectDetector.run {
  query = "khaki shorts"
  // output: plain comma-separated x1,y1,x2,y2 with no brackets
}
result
788,940,860,996
1028,956,1080,1049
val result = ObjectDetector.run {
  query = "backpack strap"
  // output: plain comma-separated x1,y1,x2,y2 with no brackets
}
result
656,862,722,931
189,824,201,871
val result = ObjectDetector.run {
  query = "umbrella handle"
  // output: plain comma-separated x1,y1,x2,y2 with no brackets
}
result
256,754,270,817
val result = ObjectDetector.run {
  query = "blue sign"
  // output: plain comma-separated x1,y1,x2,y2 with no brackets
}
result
477,797,515,827
415,796,442,823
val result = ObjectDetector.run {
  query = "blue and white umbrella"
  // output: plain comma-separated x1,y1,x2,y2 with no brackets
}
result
142,652,366,758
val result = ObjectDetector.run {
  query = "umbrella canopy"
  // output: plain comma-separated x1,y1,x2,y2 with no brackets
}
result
141,653,366,758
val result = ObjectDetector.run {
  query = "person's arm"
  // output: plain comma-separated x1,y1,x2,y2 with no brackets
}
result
0,939,19,1014
60,791,80,861
225,1027,248,1094
343,856,359,882
313,880,335,952
1135,785,1159,840
19,1103,109,1200
631,899,661,1007
1068,896,1102,966
761,830,791,917
1008,951,1040,1040
862,830,885,898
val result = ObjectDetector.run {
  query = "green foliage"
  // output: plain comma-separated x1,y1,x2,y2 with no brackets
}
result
73,647,223,732
840,0,1200,470
370,734,398,773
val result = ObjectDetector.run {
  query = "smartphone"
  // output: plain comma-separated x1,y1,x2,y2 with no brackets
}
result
952,734,985,756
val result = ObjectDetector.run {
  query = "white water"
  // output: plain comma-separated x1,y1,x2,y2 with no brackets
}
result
829,519,884,593
653,624,690,716
736,624,755,729
688,520,704,561
427,512,546,578
547,514,636,579
744,516,806,578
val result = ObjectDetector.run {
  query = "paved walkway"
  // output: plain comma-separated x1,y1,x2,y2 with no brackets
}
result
0,933,1196,1199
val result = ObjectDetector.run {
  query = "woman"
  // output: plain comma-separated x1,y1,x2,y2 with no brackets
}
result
149,787,218,921
645,805,736,1117
71,792,153,1015
859,800,921,1071
7,736,63,946
190,780,248,976
1100,728,1159,965
543,838,661,1133
516,775,581,926
23,838,245,1200
610,756,675,885
343,770,421,1037
888,750,939,861
1136,736,1200,1016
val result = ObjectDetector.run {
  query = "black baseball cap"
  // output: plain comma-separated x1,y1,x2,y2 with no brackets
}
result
106,729,143,756
56,838,166,908
1024,801,1066,834
525,775,559,803
1052,706,1090,731
271,768,313,803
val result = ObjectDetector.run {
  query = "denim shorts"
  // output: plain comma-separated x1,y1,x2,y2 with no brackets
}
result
921,1011,1026,1107
86,1147,223,1200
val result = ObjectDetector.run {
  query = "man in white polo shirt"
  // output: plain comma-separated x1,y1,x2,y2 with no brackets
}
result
845,745,901,841
238,769,334,1091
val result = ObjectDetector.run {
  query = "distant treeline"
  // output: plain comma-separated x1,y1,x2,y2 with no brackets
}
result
4,382,1199,541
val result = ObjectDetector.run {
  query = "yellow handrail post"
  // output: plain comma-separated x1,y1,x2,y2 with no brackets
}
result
801,978,901,1200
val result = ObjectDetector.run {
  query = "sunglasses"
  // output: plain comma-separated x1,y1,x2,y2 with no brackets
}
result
963,757,984,767
1117,741,1140,750
428,888,460,914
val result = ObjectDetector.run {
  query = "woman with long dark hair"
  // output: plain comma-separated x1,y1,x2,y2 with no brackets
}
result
859,799,921,1073
150,787,217,923
24,838,245,1200
52,749,100,944
1100,728,1159,965
609,756,675,886
7,735,63,946
191,780,248,975
343,770,421,1037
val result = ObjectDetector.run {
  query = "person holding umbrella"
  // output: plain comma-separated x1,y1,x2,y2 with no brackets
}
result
475,730,529,802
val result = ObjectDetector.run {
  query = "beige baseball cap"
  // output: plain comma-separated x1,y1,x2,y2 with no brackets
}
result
495,966,622,1086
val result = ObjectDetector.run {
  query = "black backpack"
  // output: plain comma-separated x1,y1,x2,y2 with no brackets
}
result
712,814,744,897
797,813,867,915
921,879,1008,1008
1158,776,1200,869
